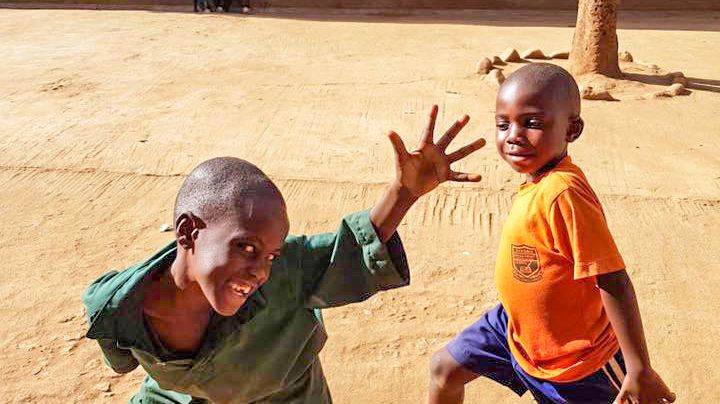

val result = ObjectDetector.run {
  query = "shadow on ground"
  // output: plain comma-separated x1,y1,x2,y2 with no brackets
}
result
625,73,720,94
241,8,720,31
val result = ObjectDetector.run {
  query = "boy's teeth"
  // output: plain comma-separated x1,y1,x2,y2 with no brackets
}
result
230,282,252,296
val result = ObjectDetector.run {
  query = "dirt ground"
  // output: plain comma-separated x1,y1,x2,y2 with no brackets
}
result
0,8,718,403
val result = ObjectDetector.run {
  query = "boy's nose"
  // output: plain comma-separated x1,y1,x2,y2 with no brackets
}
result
506,124,526,145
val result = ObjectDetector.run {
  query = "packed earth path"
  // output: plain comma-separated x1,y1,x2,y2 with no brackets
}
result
0,8,719,403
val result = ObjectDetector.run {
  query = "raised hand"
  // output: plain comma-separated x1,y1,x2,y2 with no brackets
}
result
387,105,486,199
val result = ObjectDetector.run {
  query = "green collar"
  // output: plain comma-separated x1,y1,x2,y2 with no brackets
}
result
85,242,268,358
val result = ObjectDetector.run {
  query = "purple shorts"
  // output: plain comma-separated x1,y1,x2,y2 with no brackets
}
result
446,304,626,404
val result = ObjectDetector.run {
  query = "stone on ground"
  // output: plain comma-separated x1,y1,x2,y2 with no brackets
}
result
581,86,617,101
491,55,505,65
652,83,691,98
476,57,493,74
501,48,522,62
485,69,506,85
666,83,691,96
94,382,111,392
521,48,546,59
652,91,672,98
618,51,634,62
549,50,569,59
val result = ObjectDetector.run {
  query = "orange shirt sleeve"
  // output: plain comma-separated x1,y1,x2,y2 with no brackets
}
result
548,188,625,279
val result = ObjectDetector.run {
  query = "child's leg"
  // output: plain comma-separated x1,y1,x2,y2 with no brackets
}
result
428,305,528,404
429,348,480,404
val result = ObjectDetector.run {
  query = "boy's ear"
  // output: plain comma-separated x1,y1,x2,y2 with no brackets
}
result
567,117,584,143
175,212,204,250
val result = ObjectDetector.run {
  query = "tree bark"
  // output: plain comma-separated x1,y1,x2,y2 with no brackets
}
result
569,0,621,78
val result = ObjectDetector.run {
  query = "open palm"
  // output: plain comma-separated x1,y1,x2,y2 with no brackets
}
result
388,105,486,198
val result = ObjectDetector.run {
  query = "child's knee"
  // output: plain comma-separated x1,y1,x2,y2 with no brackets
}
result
430,348,468,389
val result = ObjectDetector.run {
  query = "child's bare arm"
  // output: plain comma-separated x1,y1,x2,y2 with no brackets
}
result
597,270,676,404
370,105,486,241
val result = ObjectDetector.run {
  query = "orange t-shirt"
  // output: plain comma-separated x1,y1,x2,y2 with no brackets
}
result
495,156,625,382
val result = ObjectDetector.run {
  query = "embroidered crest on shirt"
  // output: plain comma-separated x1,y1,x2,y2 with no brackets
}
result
511,244,542,283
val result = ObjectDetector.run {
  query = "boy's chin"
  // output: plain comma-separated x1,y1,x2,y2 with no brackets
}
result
503,156,533,173
506,162,533,175
213,304,244,317
504,158,546,176
210,298,248,317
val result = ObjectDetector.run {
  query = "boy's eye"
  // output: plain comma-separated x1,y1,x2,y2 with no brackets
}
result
496,122,509,131
240,244,256,254
526,118,544,128
267,253,278,262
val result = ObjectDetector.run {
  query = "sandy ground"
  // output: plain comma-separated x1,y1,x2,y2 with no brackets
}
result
1,8,719,403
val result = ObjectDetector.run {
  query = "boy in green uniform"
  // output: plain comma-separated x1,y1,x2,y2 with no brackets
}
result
82,106,486,403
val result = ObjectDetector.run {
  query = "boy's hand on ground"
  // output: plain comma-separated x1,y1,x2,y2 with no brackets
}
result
387,105,486,199
614,368,676,404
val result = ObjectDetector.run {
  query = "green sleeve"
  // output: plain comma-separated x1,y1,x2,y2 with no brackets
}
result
82,269,142,374
289,210,410,309
96,338,139,374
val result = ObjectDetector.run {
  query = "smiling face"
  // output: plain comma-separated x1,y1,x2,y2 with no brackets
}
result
494,64,583,179
183,197,289,316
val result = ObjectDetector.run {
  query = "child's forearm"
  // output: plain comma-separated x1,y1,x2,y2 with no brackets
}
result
370,180,418,242
597,270,652,374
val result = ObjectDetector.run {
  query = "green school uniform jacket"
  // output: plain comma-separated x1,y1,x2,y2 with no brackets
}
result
82,210,409,404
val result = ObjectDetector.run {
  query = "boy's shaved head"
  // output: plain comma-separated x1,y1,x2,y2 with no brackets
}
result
495,63,585,179
174,157,285,224
501,63,581,117
172,157,289,317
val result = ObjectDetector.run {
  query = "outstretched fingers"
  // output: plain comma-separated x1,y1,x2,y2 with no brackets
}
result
661,383,677,403
449,171,482,182
437,115,470,151
447,138,487,163
421,105,439,146
388,130,410,165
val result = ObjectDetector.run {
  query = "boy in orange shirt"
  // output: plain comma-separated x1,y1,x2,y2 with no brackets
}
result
428,64,676,404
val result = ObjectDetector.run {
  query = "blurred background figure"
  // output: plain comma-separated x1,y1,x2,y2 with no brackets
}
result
194,0,249,12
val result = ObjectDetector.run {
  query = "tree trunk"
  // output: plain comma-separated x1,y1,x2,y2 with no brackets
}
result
569,0,621,78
